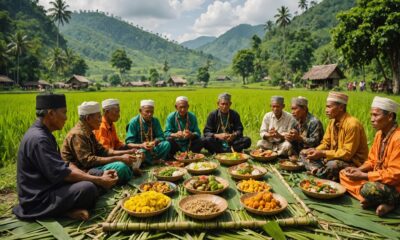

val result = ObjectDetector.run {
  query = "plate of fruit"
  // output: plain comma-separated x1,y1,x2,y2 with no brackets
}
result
174,151,205,164
139,181,177,196
228,163,267,180
299,178,346,199
184,175,229,195
236,179,271,193
241,192,287,215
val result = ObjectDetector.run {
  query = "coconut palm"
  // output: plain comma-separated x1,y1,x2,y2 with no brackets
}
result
263,20,274,32
274,6,292,80
7,32,30,85
298,0,308,12
0,41,10,75
48,0,72,47
48,47,67,80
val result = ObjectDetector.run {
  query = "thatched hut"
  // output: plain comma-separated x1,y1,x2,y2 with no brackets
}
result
216,76,231,81
67,75,91,89
155,80,166,87
168,76,187,87
0,75,14,89
302,64,344,89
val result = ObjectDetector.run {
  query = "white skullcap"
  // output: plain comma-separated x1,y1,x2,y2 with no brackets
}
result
271,96,284,104
327,92,348,105
175,96,188,103
371,96,399,113
102,99,119,109
140,99,155,107
291,96,308,107
78,101,100,115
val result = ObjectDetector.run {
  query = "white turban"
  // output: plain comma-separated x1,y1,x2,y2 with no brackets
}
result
140,99,155,107
102,99,119,109
175,96,188,103
78,101,100,115
371,96,399,113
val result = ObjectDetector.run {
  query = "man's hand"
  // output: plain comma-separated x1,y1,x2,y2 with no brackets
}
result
306,149,325,160
119,154,136,165
173,131,184,139
226,133,236,143
344,167,368,181
286,129,301,142
96,170,118,189
214,133,228,140
183,130,193,139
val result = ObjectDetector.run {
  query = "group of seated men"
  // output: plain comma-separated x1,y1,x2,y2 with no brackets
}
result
13,91,399,221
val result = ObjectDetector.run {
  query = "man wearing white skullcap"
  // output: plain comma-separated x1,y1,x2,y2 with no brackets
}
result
203,92,251,153
62,101,139,184
285,96,324,155
126,99,171,165
340,96,400,216
257,96,296,156
304,92,368,181
164,96,203,157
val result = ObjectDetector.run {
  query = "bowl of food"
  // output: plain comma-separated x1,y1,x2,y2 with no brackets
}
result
165,161,185,167
184,175,228,195
174,151,205,164
139,181,177,196
122,191,171,217
185,161,219,175
250,149,278,162
179,194,228,220
240,192,287,215
228,163,267,180
236,179,271,193
278,159,304,171
153,167,187,182
299,178,346,199
215,152,250,166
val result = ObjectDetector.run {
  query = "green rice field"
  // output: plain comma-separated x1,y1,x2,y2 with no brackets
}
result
1,88,399,167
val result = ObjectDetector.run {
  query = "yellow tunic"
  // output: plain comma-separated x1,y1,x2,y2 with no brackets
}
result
316,112,368,166
340,127,400,200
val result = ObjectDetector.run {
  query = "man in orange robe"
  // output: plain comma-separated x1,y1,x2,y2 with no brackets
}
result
340,96,400,216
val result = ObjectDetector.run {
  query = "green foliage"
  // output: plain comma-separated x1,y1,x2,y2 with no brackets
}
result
197,65,210,87
232,49,255,85
181,36,216,49
48,0,72,47
110,48,132,78
109,74,121,86
149,68,160,85
332,0,400,94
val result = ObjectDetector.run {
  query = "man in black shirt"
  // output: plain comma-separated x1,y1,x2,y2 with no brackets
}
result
203,93,251,153
13,93,118,220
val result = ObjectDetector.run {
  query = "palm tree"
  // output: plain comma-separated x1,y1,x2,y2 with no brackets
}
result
48,47,67,81
48,0,72,47
263,20,274,32
274,6,292,79
0,41,10,75
7,32,30,85
298,0,308,12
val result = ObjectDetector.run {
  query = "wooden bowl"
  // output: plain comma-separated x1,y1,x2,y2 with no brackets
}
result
240,192,287,215
215,153,250,166
236,180,271,193
138,181,177,196
185,161,219,175
121,195,171,218
299,178,346,199
153,167,187,182
179,194,228,220
183,176,229,195
250,150,278,162
228,164,267,180
174,152,205,164
278,159,304,171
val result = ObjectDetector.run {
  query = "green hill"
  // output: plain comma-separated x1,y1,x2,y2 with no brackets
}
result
181,36,216,49
60,12,223,71
197,24,265,62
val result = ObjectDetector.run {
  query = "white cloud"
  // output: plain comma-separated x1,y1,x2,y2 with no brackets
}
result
169,0,206,12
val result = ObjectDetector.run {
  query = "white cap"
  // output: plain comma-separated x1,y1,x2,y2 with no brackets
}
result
78,101,100,115
175,96,188,103
102,99,119,109
140,99,155,107
371,96,399,113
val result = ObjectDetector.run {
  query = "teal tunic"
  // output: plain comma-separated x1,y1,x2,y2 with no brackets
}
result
125,115,170,164
164,111,201,152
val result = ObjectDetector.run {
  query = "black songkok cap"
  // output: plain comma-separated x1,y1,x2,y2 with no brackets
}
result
36,93,66,110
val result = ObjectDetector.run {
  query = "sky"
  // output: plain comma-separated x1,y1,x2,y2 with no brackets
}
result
38,0,305,43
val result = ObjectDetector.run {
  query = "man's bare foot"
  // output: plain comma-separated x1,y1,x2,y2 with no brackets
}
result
66,209,90,221
376,203,395,217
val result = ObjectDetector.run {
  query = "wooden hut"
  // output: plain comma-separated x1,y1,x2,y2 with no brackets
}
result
155,80,166,87
67,75,91,89
0,75,14,89
302,64,344,89
216,76,231,81
168,76,187,87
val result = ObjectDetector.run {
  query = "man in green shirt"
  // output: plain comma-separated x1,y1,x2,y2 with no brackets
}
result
125,100,171,165
165,96,203,157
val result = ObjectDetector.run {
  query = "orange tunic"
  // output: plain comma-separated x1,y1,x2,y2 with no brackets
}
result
316,112,368,166
340,127,400,200
94,116,125,150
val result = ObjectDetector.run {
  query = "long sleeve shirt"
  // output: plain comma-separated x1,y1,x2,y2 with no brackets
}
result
362,127,400,191
94,116,125,150
203,109,245,138
316,112,368,166
259,111,296,142
291,112,324,152
164,111,201,150
125,114,165,144
61,121,108,169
